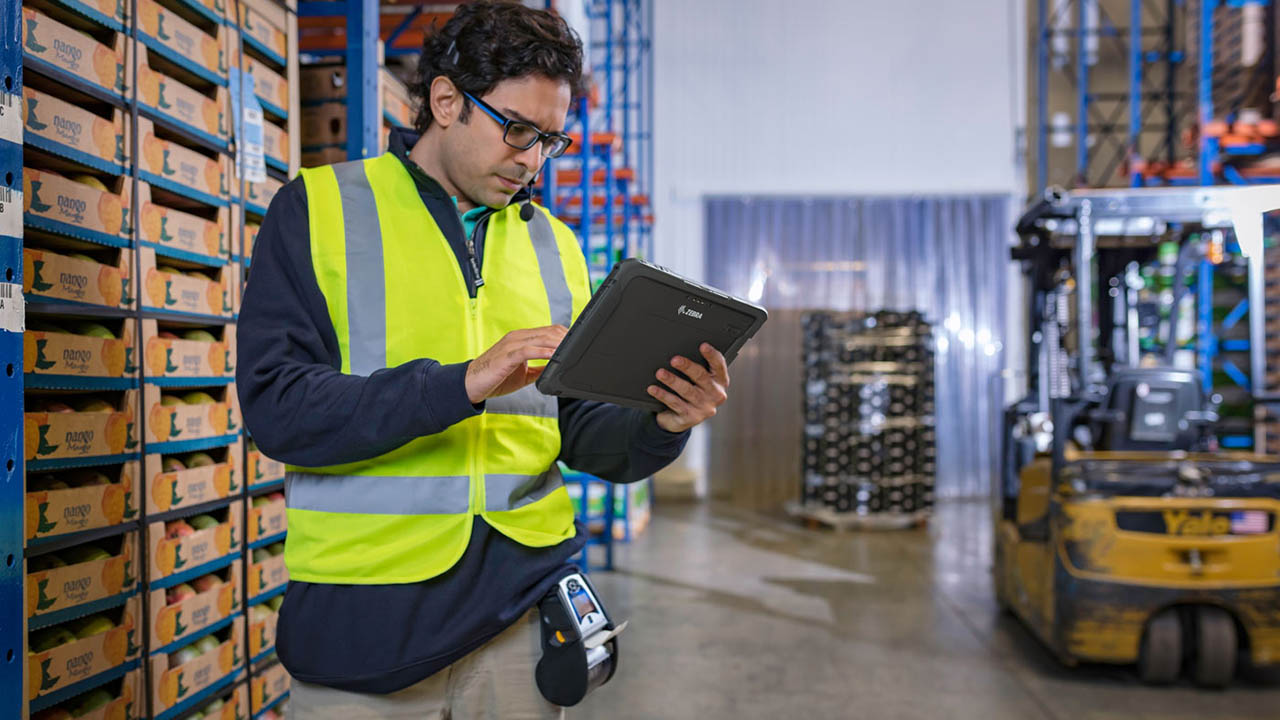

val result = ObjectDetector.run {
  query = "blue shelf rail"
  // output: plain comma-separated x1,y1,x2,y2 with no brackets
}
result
2,0,25,714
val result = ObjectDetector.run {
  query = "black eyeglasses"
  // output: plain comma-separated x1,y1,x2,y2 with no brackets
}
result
462,90,574,159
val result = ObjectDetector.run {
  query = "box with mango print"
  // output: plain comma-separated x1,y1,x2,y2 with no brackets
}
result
136,117,231,208
22,6,129,101
23,245,135,311
138,182,232,265
191,681,250,720
247,490,285,545
46,0,128,31
24,317,138,388
27,595,142,703
24,390,140,467
250,658,290,715
147,438,242,516
23,85,128,173
26,532,139,621
139,247,236,319
26,661,145,720
24,166,132,257
244,173,283,216
147,499,242,585
229,38,289,119
245,440,284,490
229,0,289,64
142,383,241,446
141,319,235,382
247,544,287,601
136,0,229,84
247,601,279,661
228,203,263,265
149,561,242,651
25,461,140,543
149,616,246,715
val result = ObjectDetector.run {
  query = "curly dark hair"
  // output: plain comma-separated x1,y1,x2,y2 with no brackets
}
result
412,1,586,133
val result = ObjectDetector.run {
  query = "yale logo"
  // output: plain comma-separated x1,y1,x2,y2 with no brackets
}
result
1163,510,1229,536
677,304,703,320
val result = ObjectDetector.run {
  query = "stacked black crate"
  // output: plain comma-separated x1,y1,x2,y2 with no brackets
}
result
801,311,936,517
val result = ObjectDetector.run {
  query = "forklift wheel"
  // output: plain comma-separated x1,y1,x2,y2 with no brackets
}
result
1193,606,1237,688
1137,609,1182,684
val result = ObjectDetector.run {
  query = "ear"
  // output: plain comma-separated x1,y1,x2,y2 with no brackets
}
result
430,76,463,129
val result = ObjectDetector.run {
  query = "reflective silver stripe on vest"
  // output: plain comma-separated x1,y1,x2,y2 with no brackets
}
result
527,210,573,327
286,472,470,515
333,161,387,376
485,465,566,512
487,384,557,418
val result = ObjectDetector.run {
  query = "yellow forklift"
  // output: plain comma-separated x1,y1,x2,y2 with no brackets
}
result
996,187,1280,687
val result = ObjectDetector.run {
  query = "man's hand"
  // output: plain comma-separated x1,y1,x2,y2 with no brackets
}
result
648,343,731,433
465,326,568,404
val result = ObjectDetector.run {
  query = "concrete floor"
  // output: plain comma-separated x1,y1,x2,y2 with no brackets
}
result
578,500,1280,720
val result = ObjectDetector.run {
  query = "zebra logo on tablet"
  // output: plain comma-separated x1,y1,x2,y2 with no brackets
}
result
677,304,703,320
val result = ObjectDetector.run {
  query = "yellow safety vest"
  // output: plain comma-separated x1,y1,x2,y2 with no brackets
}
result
285,152,591,584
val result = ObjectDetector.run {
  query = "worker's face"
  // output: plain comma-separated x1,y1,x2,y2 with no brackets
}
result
436,75,572,210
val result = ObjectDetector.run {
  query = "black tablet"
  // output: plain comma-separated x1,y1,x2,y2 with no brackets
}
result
536,259,768,413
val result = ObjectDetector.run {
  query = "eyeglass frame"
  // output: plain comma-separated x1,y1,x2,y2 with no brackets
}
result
460,90,574,159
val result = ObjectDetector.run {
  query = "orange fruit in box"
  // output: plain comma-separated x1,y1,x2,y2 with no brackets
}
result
142,131,164,172
148,404,171,442
101,555,126,594
92,118,119,161
103,338,127,377
99,266,124,307
152,473,175,513
104,413,130,455
154,538,177,576
102,482,126,524
104,625,129,665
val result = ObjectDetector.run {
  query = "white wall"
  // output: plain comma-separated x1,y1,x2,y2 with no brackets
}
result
649,0,1027,495
651,0,1025,279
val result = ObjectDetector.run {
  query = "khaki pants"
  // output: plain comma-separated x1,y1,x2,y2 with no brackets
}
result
288,609,563,720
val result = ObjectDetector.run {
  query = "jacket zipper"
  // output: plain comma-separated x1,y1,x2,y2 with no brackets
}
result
466,214,491,514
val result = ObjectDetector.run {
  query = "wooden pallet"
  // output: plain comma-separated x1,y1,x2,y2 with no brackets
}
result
784,501,929,532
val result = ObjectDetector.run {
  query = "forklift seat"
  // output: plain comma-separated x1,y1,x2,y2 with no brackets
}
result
1095,367,1204,452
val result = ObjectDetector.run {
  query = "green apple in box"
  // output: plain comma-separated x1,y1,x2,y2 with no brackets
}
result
73,322,116,339
266,595,283,612
62,543,111,564
72,688,114,716
185,452,216,467
76,397,115,412
71,613,116,639
183,391,218,405
160,394,184,407
163,457,187,473
195,634,219,655
189,514,219,531
171,643,202,668
183,329,218,342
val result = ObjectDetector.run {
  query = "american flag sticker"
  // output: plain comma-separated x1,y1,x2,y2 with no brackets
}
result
1229,511,1270,535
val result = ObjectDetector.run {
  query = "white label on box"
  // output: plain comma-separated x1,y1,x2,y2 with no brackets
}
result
0,184,19,239
0,92,20,145
0,283,25,333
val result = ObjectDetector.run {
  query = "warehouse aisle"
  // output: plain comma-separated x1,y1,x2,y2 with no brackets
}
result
578,501,1280,719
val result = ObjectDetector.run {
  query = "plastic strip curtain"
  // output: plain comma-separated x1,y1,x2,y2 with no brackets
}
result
704,195,1011,499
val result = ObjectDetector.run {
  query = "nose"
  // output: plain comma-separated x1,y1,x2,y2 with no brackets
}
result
514,142,543,176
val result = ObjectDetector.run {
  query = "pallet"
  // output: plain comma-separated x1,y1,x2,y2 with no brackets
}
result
784,502,929,532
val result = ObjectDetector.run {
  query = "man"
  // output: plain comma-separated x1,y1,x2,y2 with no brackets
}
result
236,3,730,718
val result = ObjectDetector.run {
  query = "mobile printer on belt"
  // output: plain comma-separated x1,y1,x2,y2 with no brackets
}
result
536,572,627,706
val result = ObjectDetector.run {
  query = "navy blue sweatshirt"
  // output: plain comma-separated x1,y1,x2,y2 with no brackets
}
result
235,129,689,693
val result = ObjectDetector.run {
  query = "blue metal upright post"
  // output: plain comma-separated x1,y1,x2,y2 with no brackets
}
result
1130,0,1142,186
1198,259,1215,394
1199,0,1217,185
1037,0,1050,192
347,0,380,160
1077,0,1090,183
0,0,23,712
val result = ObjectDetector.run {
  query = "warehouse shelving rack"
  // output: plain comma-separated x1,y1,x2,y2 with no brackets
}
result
7,0,298,715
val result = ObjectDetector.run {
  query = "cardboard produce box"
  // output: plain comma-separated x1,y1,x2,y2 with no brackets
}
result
147,499,243,583
262,119,289,168
138,182,231,262
245,174,284,215
23,390,140,464
22,246,134,309
234,0,288,62
137,0,228,82
247,544,287,600
300,64,345,102
23,85,127,171
186,679,248,720
135,50,230,147
235,50,289,115
26,595,141,702
32,665,146,720
56,0,128,30
383,68,414,128
23,167,132,246
137,118,231,205
26,532,139,619
143,382,241,445
250,659,290,714
23,317,137,383
146,438,241,515
300,101,344,148
247,603,279,660
139,247,234,317
301,145,345,169
247,493,285,544
21,6,127,97
246,443,284,488
149,616,245,715
149,563,241,649
25,461,140,541
142,319,235,381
